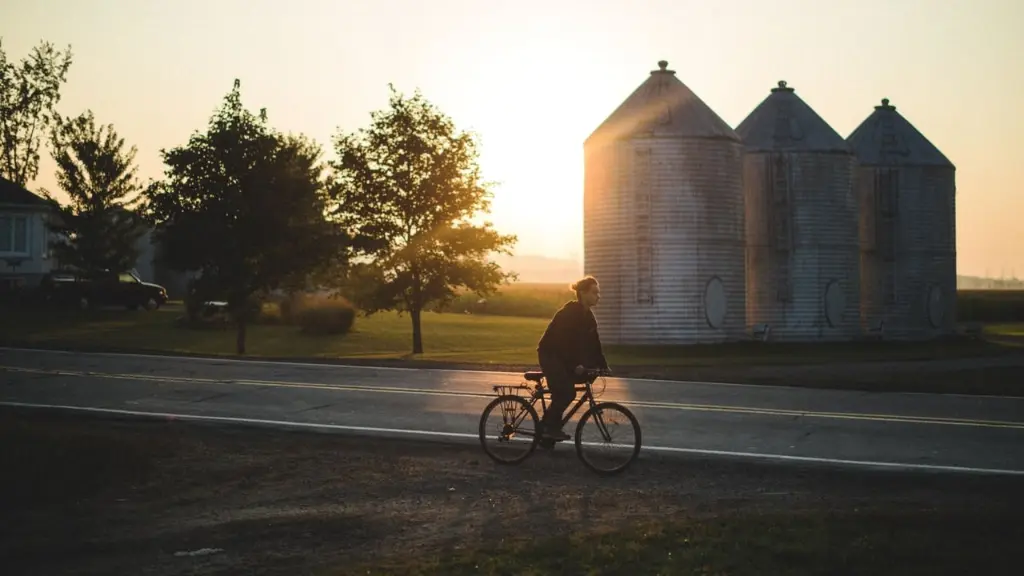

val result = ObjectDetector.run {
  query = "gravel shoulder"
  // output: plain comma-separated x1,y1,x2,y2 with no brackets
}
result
2,406,1021,575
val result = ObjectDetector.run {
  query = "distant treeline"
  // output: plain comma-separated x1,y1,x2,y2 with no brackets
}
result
958,275,1024,290
426,282,1024,324
957,290,1024,323
426,283,574,318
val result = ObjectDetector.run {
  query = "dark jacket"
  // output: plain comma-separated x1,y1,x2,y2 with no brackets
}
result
537,300,608,371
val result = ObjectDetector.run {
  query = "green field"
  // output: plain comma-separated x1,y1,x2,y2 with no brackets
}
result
0,303,547,364
425,282,575,318
1,298,1021,367
1,283,1022,395
436,284,1024,324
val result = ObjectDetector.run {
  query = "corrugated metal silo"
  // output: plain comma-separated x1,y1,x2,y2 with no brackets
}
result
847,98,957,340
583,60,746,345
736,81,860,341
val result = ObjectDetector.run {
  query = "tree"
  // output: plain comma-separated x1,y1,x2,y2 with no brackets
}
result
330,85,517,355
144,79,350,354
41,110,147,274
0,38,73,186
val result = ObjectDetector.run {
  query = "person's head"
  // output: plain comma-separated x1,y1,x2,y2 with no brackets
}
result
571,276,601,308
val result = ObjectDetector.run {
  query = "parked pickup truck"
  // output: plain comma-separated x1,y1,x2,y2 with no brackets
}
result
39,269,169,310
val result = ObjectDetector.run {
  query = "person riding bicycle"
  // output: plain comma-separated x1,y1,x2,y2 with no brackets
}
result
536,275,611,441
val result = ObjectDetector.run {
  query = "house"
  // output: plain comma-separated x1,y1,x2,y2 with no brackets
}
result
0,175,186,293
0,176,58,290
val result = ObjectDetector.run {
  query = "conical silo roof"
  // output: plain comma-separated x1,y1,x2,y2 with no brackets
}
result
735,80,851,153
586,60,739,145
846,98,954,168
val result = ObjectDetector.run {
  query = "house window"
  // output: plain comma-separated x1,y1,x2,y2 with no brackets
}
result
0,215,30,256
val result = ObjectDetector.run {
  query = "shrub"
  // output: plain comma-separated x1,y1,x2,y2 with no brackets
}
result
287,293,357,335
257,301,285,324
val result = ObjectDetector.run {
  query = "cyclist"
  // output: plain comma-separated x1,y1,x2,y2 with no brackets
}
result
536,275,611,441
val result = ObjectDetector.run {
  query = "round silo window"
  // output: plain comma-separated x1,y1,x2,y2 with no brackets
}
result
704,277,727,329
927,285,944,328
824,280,846,328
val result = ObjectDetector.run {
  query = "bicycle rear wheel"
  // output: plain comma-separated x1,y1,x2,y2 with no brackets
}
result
574,401,641,475
479,395,540,465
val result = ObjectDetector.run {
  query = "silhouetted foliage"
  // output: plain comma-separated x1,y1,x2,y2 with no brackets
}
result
295,296,357,335
145,79,351,354
330,84,517,354
41,110,147,274
0,39,73,186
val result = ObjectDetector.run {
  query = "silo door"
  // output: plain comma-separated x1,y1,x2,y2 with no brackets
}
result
825,280,846,328
704,277,726,329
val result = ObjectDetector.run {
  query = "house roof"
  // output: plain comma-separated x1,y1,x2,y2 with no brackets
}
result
846,98,954,168
586,60,739,146
0,176,50,207
735,81,851,154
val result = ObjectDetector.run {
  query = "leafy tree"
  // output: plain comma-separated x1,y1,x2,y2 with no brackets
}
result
0,38,73,186
330,85,517,355
145,79,350,354
41,110,147,274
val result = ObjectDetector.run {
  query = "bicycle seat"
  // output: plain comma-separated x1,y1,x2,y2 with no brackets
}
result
523,371,545,382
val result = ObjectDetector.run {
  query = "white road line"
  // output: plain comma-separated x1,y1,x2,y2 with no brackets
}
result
5,364,1023,429
2,401,1023,477
4,345,1022,400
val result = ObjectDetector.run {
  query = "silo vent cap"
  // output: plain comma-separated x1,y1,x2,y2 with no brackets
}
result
651,60,675,75
876,98,896,110
771,80,795,93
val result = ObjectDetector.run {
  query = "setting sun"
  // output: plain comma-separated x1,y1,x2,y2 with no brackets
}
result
3,0,1023,278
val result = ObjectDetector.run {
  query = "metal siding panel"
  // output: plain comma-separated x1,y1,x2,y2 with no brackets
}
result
744,152,860,341
586,136,746,345
857,165,956,339
584,143,624,343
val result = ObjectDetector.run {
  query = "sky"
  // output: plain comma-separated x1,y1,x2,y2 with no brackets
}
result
3,0,1022,278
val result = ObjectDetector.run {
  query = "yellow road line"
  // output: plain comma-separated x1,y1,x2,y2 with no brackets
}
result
3,365,1023,430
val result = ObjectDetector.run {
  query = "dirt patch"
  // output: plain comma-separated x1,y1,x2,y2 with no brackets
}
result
1,406,1021,575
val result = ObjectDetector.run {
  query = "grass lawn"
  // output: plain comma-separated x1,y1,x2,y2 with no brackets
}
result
987,323,1024,338
1,304,1021,369
0,304,549,363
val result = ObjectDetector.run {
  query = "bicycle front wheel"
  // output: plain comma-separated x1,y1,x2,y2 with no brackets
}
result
574,401,641,475
478,395,540,465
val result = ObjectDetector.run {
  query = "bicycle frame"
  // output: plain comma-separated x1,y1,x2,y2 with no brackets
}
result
492,375,603,440
481,369,640,474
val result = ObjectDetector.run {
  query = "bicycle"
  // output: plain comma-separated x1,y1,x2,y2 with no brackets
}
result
477,367,642,475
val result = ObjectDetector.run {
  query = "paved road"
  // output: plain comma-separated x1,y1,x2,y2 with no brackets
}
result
1,347,1023,475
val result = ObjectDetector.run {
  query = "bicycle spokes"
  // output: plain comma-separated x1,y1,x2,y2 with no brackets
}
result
575,403,641,475
503,398,533,435
479,395,539,464
479,375,642,475
587,406,625,442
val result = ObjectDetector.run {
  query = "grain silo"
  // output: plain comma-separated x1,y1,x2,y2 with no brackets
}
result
736,81,860,341
583,60,745,345
847,98,957,340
